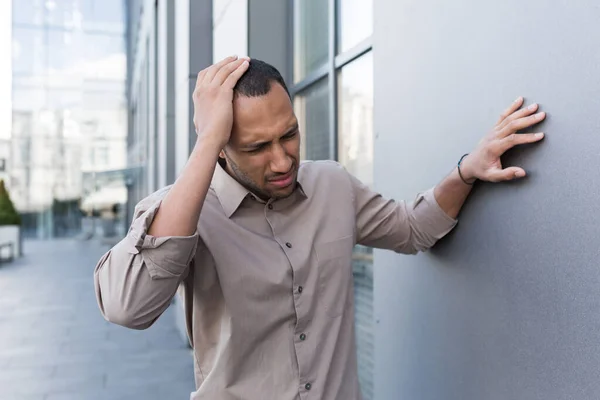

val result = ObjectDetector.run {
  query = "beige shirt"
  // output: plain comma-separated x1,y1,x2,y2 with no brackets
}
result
94,160,457,400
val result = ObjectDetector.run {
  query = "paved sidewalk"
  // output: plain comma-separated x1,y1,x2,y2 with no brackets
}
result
0,239,195,400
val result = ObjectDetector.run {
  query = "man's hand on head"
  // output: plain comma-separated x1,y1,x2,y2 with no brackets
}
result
193,55,250,149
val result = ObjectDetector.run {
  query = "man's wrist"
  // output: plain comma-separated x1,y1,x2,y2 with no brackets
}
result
194,132,227,155
457,154,477,184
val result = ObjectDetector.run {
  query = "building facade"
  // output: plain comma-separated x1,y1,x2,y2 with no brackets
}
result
11,0,128,238
126,1,596,399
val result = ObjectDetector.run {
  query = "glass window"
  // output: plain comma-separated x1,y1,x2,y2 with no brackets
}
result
47,30,83,73
338,52,373,187
338,52,374,400
12,28,47,76
46,89,83,110
294,78,330,161
12,0,45,26
85,33,125,63
338,0,373,53
10,0,127,239
81,0,125,34
13,87,47,112
293,0,329,82
45,0,82,29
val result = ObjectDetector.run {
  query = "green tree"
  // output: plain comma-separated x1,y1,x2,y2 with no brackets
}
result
0,180,21,226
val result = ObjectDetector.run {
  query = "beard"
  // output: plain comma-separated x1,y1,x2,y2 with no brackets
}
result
221,152,297,201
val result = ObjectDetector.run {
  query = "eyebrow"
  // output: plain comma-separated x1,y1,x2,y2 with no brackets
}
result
241,123,299,150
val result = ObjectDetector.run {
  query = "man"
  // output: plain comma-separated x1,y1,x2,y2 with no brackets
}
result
94,56,546,399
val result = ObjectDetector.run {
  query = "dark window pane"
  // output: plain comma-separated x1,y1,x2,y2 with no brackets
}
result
293,0,329,82
294,78,330,161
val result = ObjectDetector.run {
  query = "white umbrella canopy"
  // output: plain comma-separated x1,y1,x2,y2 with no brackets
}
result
80,186,127,213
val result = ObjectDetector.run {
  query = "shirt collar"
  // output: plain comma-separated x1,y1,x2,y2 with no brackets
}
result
211,162,308,218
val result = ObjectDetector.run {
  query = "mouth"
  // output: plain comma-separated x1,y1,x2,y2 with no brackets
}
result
267,168,296,189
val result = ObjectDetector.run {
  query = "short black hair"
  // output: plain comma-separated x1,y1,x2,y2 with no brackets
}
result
234,59,290,99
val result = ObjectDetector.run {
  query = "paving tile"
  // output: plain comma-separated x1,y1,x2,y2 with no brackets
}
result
0,365,54,382
0,239,195,398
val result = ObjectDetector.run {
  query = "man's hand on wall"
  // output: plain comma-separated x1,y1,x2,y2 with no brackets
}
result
459,97,546,183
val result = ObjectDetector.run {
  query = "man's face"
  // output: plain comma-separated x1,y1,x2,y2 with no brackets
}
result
220,83,301,200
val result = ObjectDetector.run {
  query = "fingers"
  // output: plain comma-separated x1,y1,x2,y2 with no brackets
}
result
496,96,524,126
497,102,539,131
214,57,249,87
497,132,545,153
223,60,250,89
499,111,546,137
200,55,239,85
488,167,527,182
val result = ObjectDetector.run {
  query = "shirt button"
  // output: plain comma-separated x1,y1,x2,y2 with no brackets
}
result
268,204,273,210
286,242,292,248
298,286,303,293
299,333,306,341
305,383,312,391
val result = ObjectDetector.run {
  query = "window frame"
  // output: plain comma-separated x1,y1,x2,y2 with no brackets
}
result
289,0,373,161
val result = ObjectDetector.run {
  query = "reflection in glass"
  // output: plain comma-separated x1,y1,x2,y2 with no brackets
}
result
81,0,125,34
338,52,373,187
294,78,330,161
47,30,83,73
338,52,374,400
12,28,46,76
12,0,45,26
338,0,373,53
10,0,127,239
293,0,329,82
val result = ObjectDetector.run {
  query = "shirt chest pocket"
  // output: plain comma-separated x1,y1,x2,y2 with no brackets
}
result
314,235,354,318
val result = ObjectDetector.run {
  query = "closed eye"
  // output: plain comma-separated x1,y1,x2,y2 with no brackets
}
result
247,145,266,154
282,130,298,140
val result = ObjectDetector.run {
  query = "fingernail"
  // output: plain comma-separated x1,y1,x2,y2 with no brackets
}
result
537,112,546,119
515,170,526,178
515,96,522,103
528,103,538,111
535,132,544,138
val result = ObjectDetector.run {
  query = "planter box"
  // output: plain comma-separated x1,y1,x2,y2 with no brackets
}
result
0,225,20,258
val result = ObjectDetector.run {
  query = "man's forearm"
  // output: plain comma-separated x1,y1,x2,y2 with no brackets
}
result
433,166,473,220
148,136,222,237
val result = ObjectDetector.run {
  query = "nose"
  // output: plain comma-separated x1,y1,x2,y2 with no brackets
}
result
270,143,292,174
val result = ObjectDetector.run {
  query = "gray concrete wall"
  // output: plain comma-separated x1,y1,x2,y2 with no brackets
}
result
174,0,212,176
248,0,291,84
157,0,176,187
373,1,600,399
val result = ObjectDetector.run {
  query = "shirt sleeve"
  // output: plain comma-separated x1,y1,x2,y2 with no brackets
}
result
348,171,457,254
94,187,199,329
